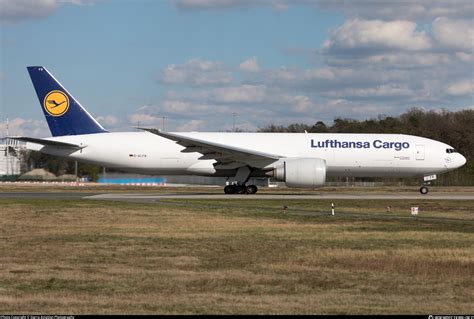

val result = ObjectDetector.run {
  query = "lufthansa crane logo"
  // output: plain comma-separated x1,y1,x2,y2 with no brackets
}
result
43,90,69,116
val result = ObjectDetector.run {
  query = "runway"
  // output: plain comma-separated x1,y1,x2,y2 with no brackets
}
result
0,192,99,199
0,192,473,202
87,193,474,202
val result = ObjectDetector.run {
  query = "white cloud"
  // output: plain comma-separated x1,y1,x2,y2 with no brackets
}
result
175,0,247,10
0,0,96,23
207,85,267,104
158,58,233,87
174,0,291,11
324,52,453,69
320,99,395,118
285,95,312,113
3,1,472,132
177,119,204,131
446,80,474,96
239,57,260,72
318,0,474,21
365,52,451,68
455,52,474,63
246,66,409,94
128,113,162,126
173,85,270,105
0,117,49,137
125,82,325,131
162,100,211,114
96,115,119,127
321,84,414,100
322,18,432,54
432,17,474,52
144,3,474,128
196,86,319,114
174,0,474,21
130,101,214,123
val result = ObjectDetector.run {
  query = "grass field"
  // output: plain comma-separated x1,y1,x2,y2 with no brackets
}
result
0,195,473,314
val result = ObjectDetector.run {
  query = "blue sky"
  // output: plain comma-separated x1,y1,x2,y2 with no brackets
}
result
0,0,473,136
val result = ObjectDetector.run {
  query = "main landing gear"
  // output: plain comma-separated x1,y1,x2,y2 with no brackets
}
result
223,166,258,195
224,184,258,194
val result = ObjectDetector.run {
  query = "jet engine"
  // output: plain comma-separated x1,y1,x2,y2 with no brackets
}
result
268,158,326,188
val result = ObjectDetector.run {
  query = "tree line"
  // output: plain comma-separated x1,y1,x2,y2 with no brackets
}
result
24,151,101,181
259,108,474,185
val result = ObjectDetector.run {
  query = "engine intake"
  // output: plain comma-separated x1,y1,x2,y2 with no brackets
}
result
270,158,326,188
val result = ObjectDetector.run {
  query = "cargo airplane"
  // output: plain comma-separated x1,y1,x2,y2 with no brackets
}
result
10,66,467,194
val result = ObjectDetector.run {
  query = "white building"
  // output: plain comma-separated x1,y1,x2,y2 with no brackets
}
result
0,138,25,176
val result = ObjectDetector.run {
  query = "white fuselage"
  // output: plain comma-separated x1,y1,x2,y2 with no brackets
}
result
27,132,466,178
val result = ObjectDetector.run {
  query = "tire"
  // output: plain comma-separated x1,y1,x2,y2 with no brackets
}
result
224,185,236,194
419,186,429,195
236,185,246,194
246,185,258,194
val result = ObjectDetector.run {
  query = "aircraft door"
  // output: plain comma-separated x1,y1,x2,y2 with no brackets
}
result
415,145,425,160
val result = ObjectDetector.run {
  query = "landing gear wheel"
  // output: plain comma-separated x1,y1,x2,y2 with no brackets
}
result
224,185,236,194
420,186,429,195
246,185,258,194
235,185,246,194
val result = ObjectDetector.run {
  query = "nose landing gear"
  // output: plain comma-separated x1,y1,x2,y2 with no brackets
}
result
420,175,436,195
419,185,429,194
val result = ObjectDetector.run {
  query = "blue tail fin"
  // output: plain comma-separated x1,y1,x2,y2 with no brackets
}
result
27,66,108,136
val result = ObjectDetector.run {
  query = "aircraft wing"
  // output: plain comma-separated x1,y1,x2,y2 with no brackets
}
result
140,128,282,168
8,137,84,149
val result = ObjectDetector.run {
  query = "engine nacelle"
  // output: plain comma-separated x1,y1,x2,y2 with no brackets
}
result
271,158,326,188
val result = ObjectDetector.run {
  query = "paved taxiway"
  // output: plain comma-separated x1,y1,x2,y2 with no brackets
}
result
87,193,474,202
1,192,472,202
0,192,98,199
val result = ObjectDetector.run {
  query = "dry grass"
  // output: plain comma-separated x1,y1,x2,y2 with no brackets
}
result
0,198,473,314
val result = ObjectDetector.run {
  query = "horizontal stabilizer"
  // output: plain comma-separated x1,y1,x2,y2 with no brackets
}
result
9,137,84,149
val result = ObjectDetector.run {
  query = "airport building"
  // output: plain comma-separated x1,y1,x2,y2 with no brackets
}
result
0,138,26,177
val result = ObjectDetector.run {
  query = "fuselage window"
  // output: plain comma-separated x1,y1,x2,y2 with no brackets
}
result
446,148,457,153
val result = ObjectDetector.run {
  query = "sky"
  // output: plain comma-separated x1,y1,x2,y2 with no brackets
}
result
0,0,473,137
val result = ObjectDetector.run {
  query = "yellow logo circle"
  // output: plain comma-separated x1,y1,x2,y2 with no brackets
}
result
43,90,69,116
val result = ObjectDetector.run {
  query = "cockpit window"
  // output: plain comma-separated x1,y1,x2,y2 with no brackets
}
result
446,148,457,153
